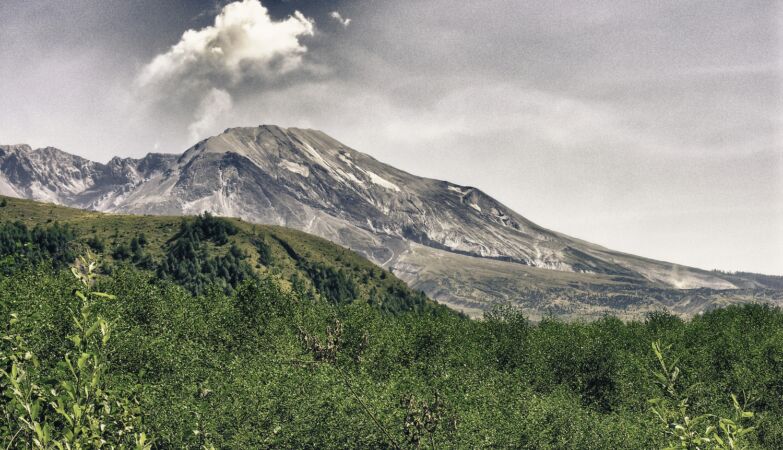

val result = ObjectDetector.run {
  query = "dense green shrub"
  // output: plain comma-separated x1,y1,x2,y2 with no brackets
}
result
87,235,106,252
1,257,151,449
297,259,357,305
1,260,780,448
253,236,273,266
0,221,76,273
156,217,255,295
168,212,238,246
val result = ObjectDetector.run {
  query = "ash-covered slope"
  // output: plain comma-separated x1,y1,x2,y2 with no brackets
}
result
2,125,766,315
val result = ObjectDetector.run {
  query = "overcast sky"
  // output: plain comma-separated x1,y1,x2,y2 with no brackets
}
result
0,0,781,274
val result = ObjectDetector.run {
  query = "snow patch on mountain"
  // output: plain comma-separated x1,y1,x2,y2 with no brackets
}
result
300,142,330,170
280,160,310,177
366,171,400,192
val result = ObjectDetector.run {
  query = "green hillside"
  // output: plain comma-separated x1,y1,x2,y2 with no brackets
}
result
0,195,445,315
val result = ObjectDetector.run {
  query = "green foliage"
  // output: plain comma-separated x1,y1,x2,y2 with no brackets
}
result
0,221,76,273
1,255,151,449
129,234,154,269
0,198,780,448
401,394,456,448
112,242,133,261
649,341,756,449
87,235,106,253
3,265,782,448
253,236,273,266
168,212,238,246
156,217,255,295
298,259,357,305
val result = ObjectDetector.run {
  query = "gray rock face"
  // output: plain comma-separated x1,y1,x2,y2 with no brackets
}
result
2,125,766,315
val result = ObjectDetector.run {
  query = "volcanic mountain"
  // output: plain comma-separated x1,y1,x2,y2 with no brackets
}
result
1,125,776,318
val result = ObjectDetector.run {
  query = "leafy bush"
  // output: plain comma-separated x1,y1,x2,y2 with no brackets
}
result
649,340,756,449
157,217,255,295
1,257,781,448
1,256,151,449
0,221,76,273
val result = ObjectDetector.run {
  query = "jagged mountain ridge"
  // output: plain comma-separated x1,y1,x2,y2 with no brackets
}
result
2,125,765,315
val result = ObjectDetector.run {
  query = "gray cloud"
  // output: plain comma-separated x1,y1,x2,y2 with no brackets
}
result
329,11,351,28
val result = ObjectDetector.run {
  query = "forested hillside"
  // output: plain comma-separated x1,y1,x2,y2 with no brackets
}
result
0,195,442,315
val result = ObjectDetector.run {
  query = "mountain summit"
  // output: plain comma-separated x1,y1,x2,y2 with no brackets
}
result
1,125,771,317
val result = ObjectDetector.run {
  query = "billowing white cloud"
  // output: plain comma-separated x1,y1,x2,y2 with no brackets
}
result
133,0,317,151
188,88,233,141
136,0,315,90
329,11,351,28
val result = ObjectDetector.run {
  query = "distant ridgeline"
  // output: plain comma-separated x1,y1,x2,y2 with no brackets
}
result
0,196,445,315
711,269,783,290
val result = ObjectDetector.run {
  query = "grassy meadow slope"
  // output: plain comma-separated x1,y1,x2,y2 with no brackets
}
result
0,195,445,315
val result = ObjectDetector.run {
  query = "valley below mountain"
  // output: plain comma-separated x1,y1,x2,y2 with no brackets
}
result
2,125,779,318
